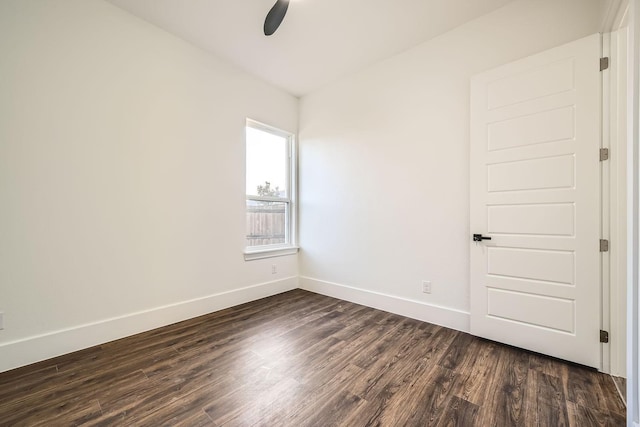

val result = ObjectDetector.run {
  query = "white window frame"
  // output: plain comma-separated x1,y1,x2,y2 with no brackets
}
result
244,119,298,261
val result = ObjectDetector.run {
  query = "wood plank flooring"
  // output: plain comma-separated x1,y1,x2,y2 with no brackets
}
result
0,289,626,426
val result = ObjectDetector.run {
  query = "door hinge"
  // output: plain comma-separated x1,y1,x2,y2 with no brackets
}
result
600,239,609,252
600,330,609,343
600,148,609,161
600,57,609,71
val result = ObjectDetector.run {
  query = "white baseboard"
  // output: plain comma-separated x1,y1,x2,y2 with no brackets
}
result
1,276,469,374
299,276,470,333
0,276,298,374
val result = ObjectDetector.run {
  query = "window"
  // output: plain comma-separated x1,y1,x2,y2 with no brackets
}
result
244,119,297,260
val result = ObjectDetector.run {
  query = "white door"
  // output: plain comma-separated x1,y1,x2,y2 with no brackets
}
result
470,34,602,368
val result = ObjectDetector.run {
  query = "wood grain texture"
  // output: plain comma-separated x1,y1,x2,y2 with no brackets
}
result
0,289,626,426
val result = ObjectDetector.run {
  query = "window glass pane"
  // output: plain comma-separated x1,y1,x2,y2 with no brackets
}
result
246,127,288,198
246,200,287,246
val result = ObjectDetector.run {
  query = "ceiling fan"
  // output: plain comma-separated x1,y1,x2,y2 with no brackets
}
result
264,0,289,36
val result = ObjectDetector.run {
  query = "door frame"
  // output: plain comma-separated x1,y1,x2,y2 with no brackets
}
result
602,0,639,424
602,25,629,378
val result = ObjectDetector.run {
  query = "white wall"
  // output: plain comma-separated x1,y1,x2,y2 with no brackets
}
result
298,0,604,329
0,0,298,373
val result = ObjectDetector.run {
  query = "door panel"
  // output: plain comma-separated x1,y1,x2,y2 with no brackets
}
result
487,155,575,192
486,58,575,109
487,106,575,150
470,33,601,368
486,288,575,333
487,203,575,235
487,247,575,284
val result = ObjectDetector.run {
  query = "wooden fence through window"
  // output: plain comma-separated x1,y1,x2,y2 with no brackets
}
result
246,203,286,246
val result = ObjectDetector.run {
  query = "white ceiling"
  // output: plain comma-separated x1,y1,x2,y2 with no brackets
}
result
106,0,515,97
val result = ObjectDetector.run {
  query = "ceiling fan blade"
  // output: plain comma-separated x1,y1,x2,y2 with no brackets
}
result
264,0,289,36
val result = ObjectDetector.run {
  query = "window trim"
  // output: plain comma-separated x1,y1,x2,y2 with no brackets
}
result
244,245,299,261
244,119,297,260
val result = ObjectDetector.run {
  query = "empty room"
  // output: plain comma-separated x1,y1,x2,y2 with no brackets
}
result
1,0,639,425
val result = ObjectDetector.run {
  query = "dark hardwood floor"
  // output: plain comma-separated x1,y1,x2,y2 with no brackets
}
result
0,289,626,426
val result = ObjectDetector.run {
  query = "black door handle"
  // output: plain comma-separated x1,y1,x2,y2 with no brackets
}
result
473,234,492,242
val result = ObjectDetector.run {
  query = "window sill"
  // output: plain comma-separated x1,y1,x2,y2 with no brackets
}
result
244,246,299,261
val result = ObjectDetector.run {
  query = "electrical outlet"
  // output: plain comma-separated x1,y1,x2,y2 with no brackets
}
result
0,312,4,330
422,281,431,294
271,264,277,274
